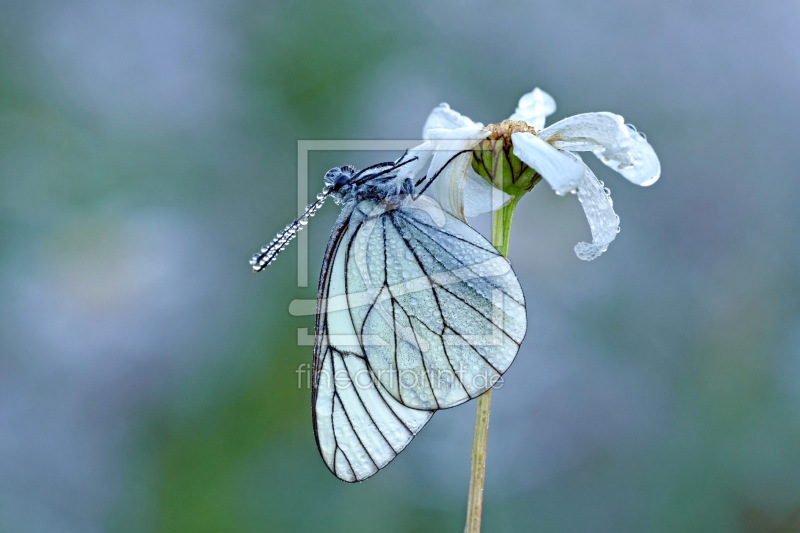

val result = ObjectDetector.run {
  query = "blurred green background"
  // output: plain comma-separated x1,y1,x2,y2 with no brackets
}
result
2,1,799,532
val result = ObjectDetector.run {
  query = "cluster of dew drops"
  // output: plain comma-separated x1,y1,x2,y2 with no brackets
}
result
250,188,330,272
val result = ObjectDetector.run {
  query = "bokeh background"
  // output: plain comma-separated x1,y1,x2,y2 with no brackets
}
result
2,1,799,531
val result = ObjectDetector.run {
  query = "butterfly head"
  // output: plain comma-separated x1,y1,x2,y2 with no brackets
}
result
324,165,357,192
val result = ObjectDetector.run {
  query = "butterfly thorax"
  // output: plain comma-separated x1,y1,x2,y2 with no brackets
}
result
325,164,414,207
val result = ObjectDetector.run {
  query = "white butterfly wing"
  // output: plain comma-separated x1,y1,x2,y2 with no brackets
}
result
344,197,527,411
313,196,526,481
313,205,433,483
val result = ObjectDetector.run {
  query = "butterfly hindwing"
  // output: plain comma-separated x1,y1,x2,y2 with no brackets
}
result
312,205,433,483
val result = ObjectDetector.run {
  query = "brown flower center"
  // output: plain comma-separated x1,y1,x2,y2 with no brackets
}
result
484,120,537,142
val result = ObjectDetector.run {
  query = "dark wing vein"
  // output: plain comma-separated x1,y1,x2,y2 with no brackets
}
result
410,315,471,398
396,217,523,338
314,201,436,483
398,212,524,306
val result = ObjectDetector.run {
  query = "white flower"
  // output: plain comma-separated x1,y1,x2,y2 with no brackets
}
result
414,88,661,261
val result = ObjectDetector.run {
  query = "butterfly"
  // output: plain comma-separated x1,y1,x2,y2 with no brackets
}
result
250,149,527,482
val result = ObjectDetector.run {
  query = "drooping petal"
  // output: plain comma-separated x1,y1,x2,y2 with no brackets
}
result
508,88,556,131
565,153,620,261
422,103,482,140
462,167,513,218
396,140,435,189
540,112,660,186
421,125,490,220
604,125,660,186
510,132,585,195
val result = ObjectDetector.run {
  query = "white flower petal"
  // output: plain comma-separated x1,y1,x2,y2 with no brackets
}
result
462,167,513,218
606,125,660,186
422,126,489,220
396,141,435,186
540,112,660,186
566,153,619,261
422,103,482,139
540,112,623,149
508,88,556,131
510,132,584,195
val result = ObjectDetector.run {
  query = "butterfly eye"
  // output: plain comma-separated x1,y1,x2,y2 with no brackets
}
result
325,167,342,187
324,166,355,189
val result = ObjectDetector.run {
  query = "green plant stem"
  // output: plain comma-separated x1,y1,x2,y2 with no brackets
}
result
491,195,519,257
464,195,520,533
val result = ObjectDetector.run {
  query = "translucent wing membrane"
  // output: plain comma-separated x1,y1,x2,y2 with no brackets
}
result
313,196,527,481
346,197,526,409
313,207,433,482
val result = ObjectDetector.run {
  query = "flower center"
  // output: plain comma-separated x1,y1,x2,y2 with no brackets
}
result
472,121,541,196
484,120,537,140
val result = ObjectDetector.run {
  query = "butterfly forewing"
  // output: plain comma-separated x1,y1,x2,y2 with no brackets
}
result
341,196,526,412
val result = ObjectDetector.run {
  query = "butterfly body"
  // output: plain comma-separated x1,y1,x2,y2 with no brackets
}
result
325,163,415,207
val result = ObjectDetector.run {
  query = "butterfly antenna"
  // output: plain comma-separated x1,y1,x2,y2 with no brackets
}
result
413,149,474,198
250,187,331,272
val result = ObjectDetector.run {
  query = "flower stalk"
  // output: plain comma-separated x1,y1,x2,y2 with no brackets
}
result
464,190,521,533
